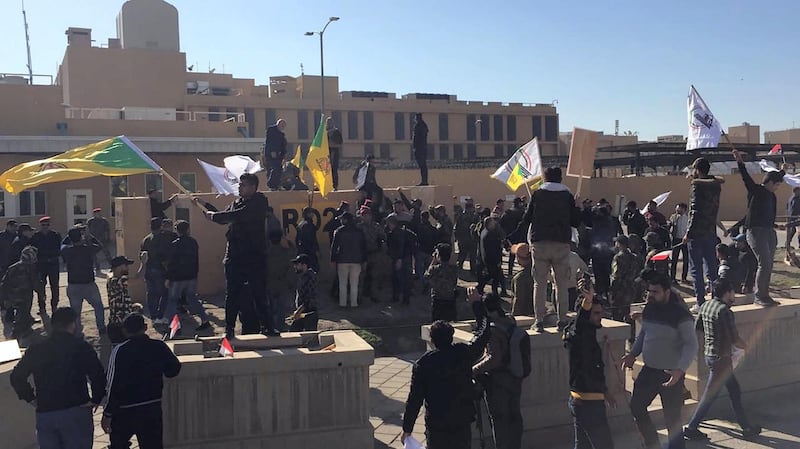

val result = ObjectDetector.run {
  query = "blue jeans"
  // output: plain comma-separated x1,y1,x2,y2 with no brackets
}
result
687,236,718,306
687,356,751,430
36,405,93,449
163,279,208,323
568,396,615,449
144,269,167,319
66,283,105,336
746,227,776,301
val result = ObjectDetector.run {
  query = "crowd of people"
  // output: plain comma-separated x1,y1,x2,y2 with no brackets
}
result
4,145,791,449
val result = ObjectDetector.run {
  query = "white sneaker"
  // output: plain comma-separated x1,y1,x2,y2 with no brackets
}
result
690,304,700,314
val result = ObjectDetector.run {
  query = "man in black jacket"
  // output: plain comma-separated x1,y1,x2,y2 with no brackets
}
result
330,212,367,308
102,313,181,449
201,173,279,337
622,201,647,237
401,287,490,449
412,113,429,186
479,216,505,296
386,215,416,304
61,228,105,336
11,307,106,449
163,220,211,333
500,197,526,276
295,207,320,272
326,117,344,190
733,150,784,307
565,277,617,449
263,119,288,190
148,189,177,219
517,167,581,332
31,216,62,316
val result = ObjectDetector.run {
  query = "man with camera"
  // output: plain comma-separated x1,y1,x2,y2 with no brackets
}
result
402,287,490,449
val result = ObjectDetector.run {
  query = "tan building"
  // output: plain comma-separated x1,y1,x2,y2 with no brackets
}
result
765,128,800,144
727,122,760,144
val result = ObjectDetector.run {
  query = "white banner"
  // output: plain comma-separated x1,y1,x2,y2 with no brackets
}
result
686,85,723,150
197,159,238,195
491,137,543,185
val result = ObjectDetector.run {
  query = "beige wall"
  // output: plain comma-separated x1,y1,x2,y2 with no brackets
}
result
765,128,800,144
728,124,760,144
0,85,65,135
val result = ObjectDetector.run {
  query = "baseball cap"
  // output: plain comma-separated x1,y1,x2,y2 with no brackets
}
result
38,216,51,223
93,208,102,213
110,256,135,269
291,254,310,265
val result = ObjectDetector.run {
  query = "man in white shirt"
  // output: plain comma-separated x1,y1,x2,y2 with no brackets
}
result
669,203,690,284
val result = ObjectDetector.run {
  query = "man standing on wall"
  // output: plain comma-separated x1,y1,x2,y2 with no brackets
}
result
31,216,61,316
412,113,429,186
263,119,288,191
148,189,177,220
200,173,280,337
326,117,344,190
88,207,113,271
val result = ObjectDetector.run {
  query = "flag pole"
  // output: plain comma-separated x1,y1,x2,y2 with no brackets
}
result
160,169,209,213
524,180,533,199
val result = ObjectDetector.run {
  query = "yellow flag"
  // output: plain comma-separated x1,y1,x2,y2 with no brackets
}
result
290,144,305,182
505,163,526,191
306,117,333,197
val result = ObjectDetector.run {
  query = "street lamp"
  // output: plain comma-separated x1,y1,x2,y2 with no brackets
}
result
305,16,340,119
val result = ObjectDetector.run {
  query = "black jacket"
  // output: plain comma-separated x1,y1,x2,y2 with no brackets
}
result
402,301,490,432
165,235,199,281
330,223,367,264
327,127,343,148
520,183,581,243
263,124,288,160
387,226,416,260
738,161,777,228
416,222,438,254
687,176,724,238
11,331,106,412
565,298,607,397
60,242,101,284
103,334,181,418
499,207,524,241
150,197,172,219
31,230,62,266
622,209,647,237
480,228,504,266
9,234,31,266
0,229,17,270
208,192,269,265
412,120,428,151
296,220,319,255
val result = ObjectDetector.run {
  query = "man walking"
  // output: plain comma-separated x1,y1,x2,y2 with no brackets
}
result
622,269,698,449
683,279,761,441
516,166,581,332
386,215,416,305
565,277,617,449
454,198,478,272
61,228,105,336
733,149,784,307
684,157,726,309
201,173,279,337
11,307,106,449
102,313,181,449
412,113,429,186
330,212,367,308
425,243,458,322
31,216,62,316
263,119,288,190
326,117,344,190
669,203,689,284
401,287,490,449
163,220,211,333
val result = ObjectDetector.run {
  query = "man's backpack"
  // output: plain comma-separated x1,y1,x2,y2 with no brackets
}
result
497,319,532,379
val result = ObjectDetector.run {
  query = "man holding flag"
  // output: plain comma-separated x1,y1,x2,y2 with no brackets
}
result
492,137,544,192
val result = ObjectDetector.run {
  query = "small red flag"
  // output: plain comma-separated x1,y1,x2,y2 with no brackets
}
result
650,250,672,262
769,144,783,155
219,337,234,357
169,314,181,339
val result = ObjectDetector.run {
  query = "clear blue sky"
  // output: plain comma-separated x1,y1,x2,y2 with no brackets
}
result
2,0,799,141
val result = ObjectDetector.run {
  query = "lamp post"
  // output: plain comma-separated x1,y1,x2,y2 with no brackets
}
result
305,16,339,119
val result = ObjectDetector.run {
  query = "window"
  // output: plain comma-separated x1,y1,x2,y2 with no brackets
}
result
380,143,390,159
480,114,490,141
348,111,359,140
453,144,464,159
466,114,476,141
179,173,197,192
494,144,505,158
145,174,163,201
297,110,309,139
439,144,450,160
439,114,449,141
314,111,322,130
265,109,277,129
507,116,517,141
493,115,504,141
208,107,220,122
545,116,559,141
363,111,374,140
507,144,518,157
467,144,477,158
244,109,255,137
532,116,542,139
19,191,46,216
394,112,405,140
364,143,375,158
109,177,128,217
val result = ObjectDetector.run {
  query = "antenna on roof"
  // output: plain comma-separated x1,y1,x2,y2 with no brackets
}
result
300,63,304,75
22,0,33,84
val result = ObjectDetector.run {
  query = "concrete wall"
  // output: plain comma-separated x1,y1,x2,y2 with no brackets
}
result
0,356,38,449
162,331,374,449
421,317,636,447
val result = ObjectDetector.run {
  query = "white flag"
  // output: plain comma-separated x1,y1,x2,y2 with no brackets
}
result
197,159,239,195
223,155,263,176
491,137,543,188
686,86,723,150
760,159,800,187
640,191,671,215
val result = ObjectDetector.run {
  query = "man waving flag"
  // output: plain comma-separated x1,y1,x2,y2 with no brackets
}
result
492,137,543,191
687,86,723,150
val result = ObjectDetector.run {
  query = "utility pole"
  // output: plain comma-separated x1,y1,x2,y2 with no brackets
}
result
22,0,34,84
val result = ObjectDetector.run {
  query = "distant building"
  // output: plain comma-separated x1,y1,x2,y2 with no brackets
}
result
657,135,685,143
727,122,760,144
765,128,800,145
